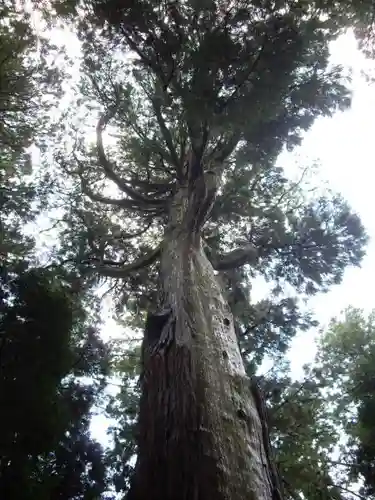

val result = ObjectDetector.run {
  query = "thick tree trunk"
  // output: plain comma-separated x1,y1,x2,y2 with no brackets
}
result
127,182,277,500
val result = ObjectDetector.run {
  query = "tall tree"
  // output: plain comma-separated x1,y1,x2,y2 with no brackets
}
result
264,367,346,500
38,1,373,499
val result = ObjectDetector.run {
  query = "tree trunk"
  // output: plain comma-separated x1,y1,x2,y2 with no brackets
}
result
127,180,278,500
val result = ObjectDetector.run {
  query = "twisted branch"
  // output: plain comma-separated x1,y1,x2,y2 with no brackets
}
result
96,110,169,206
88,244,162,278
209,244,258,270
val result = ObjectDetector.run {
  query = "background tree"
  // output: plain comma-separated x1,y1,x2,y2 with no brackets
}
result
312,308,375,499
106,341,141,495
0,2,111,498
246,308,375,500
0,267,110,499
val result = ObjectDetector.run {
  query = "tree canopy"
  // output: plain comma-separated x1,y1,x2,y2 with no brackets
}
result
44,0,368,349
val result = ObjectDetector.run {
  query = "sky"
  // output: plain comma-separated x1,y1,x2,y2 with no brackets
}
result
27,15,375,443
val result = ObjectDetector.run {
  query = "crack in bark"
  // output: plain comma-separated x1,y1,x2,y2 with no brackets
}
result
144,308,176,356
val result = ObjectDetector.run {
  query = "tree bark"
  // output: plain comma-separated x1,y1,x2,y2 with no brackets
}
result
127,180,277,500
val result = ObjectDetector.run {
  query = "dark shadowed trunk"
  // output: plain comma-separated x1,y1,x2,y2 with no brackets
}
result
127,174,280,500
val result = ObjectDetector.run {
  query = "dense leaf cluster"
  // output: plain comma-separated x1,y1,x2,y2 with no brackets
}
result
0,267,109,499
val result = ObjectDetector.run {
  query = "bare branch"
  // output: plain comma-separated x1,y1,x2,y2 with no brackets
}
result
334,484,366,500
121,29,164,84
75,210,102,256
218,38,266,113
274,166,310,207
37,219,64,235
87,72,113,109
185,121,211,185
111,220,154,241
80,179,141,209
210,244,258,270
74,148,166,214
130,177,175,194
125,105,177,178
272,381,311,415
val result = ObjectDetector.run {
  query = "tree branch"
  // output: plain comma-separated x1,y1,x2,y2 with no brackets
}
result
96,111,170,206
88,245,161,278
126,113,176,173
80,178,163,214
272,380,310,415
130,177,175,195
218,38,266,113
209,244,258,270
111,220,154,241
74,149,166,213
209,130,241,165
334,484,366,500
187,121,211,185
150,97,180,169
274,166,310,207
121,29,164,85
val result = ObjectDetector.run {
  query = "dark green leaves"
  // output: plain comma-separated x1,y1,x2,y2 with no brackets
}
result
0,267,110,499
0,4,110,497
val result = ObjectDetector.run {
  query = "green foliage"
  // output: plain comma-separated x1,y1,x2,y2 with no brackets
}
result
262,369,343,499
0,269,75,449
249,309,375,500
0,0,66,265
0,262,110,498
314,309,375,498
46,0,368,349
0,3,111,497
0,1,64,155
105,342,141,495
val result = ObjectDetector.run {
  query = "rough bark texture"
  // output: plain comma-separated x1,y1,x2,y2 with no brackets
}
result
127,177,277,500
